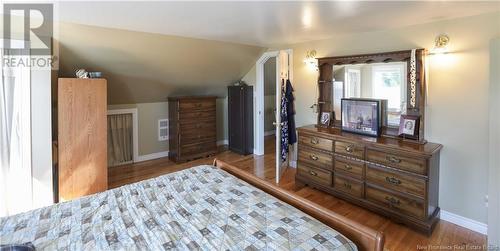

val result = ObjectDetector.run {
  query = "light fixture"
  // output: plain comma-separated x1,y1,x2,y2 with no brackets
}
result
431,34,450,54
304,50,318,71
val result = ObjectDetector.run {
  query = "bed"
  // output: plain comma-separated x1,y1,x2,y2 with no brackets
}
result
0,160,384,251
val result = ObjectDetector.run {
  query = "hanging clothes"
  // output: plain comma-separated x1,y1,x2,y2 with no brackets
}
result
280,79,289,162
285,79,297,145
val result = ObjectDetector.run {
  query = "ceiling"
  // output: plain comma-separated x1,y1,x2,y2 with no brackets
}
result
57,1,500,46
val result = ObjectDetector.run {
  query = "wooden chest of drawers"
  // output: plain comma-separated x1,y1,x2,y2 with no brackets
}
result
296,125,442,234
168,96,217,162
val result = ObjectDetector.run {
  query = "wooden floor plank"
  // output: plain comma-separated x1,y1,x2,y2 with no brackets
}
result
108,138,486,250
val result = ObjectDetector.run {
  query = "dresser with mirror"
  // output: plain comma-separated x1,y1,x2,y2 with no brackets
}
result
296,49,443,234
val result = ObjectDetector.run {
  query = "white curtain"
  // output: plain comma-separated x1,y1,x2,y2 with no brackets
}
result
0,49,32,217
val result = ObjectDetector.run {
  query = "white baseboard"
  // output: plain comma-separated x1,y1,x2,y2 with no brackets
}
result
217,140,228,146
136,151,169,162
264,130,275,136
440,210,487,235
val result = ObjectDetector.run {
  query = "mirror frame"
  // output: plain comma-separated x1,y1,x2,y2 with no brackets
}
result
316,49,427,143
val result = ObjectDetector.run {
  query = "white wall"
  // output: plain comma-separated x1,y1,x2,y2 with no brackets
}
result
488,37,500,247
271,12,499,224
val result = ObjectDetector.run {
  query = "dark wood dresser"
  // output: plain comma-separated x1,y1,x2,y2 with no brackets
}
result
296,125,442,234
168,96,217,162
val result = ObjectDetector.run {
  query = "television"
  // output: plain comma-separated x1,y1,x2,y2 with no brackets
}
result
341,98,387,137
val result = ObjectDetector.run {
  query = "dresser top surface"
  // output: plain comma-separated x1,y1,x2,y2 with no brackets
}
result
298,125,442,155
168,96,217,101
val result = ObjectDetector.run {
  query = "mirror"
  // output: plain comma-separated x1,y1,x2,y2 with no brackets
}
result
332,62,407,127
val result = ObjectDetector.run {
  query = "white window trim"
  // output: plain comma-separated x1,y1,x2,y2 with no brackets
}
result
107,108,139,163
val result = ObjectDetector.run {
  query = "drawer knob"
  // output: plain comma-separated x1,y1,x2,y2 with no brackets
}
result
343,182,352,189
385,177,402,185
309,170,318,176
385,196,401,206
310,137,319,145
345,145,355,153
386,156,402,163
309,154,319,161
344,164,352,170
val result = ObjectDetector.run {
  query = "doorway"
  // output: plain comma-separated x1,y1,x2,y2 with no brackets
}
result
255,49,293,183
263,57,277,148
107,108,139,167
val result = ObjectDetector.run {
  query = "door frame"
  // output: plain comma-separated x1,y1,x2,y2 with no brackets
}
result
107,108,139,164
254,51,280,156
255,49,294,184
254,49,293,156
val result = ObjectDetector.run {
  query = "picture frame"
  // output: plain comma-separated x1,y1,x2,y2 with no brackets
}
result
398,115,420,139
319,112,331,127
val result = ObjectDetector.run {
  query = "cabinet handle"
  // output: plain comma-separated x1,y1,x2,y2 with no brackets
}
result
309,154,319,161
385,196,401,206
345,144,355,153
344,164,352,170
343,183,352,190
385,177,402,185
386,156,402,163
309,170,318,176
310,137,319,145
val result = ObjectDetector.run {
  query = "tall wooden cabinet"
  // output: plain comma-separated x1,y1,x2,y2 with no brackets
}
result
228,85,253,155
57,78,107,201
168,96,217,162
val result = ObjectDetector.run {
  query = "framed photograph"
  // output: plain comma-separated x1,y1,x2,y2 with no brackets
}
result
320,112,331,127
398,115,420,139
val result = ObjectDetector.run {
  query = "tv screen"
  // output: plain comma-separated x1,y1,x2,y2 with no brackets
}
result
341,98,382,137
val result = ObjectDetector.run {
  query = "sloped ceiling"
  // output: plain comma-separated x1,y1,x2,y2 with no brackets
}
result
57,1,500,46
58,22,265,104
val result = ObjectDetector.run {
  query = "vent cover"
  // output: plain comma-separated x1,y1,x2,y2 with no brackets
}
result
158,119,169,141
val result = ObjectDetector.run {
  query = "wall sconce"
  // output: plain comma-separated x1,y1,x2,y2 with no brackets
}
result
431,34,450,54
304,50,318,71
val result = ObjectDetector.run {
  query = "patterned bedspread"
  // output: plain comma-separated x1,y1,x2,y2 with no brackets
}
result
0,165,357,250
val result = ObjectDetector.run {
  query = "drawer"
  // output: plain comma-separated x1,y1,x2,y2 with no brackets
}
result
333,175,363,198
179,110,216,120
179,132,216,146
366,149,427,175
335,141,365,159
366,165,426,198
366,185,426,219
180,142,216,155
179,99,215,111
180,121,216,132
334,158,364,179
298,147,333,171
299,134,333,152
297,165,332,187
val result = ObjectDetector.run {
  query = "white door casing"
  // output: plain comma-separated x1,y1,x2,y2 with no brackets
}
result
254,49,293,184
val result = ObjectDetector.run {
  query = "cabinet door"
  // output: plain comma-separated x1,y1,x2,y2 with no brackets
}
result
228,87,244,153
58,78,107,200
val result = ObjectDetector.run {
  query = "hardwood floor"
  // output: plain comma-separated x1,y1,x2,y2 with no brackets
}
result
109,137,486,251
